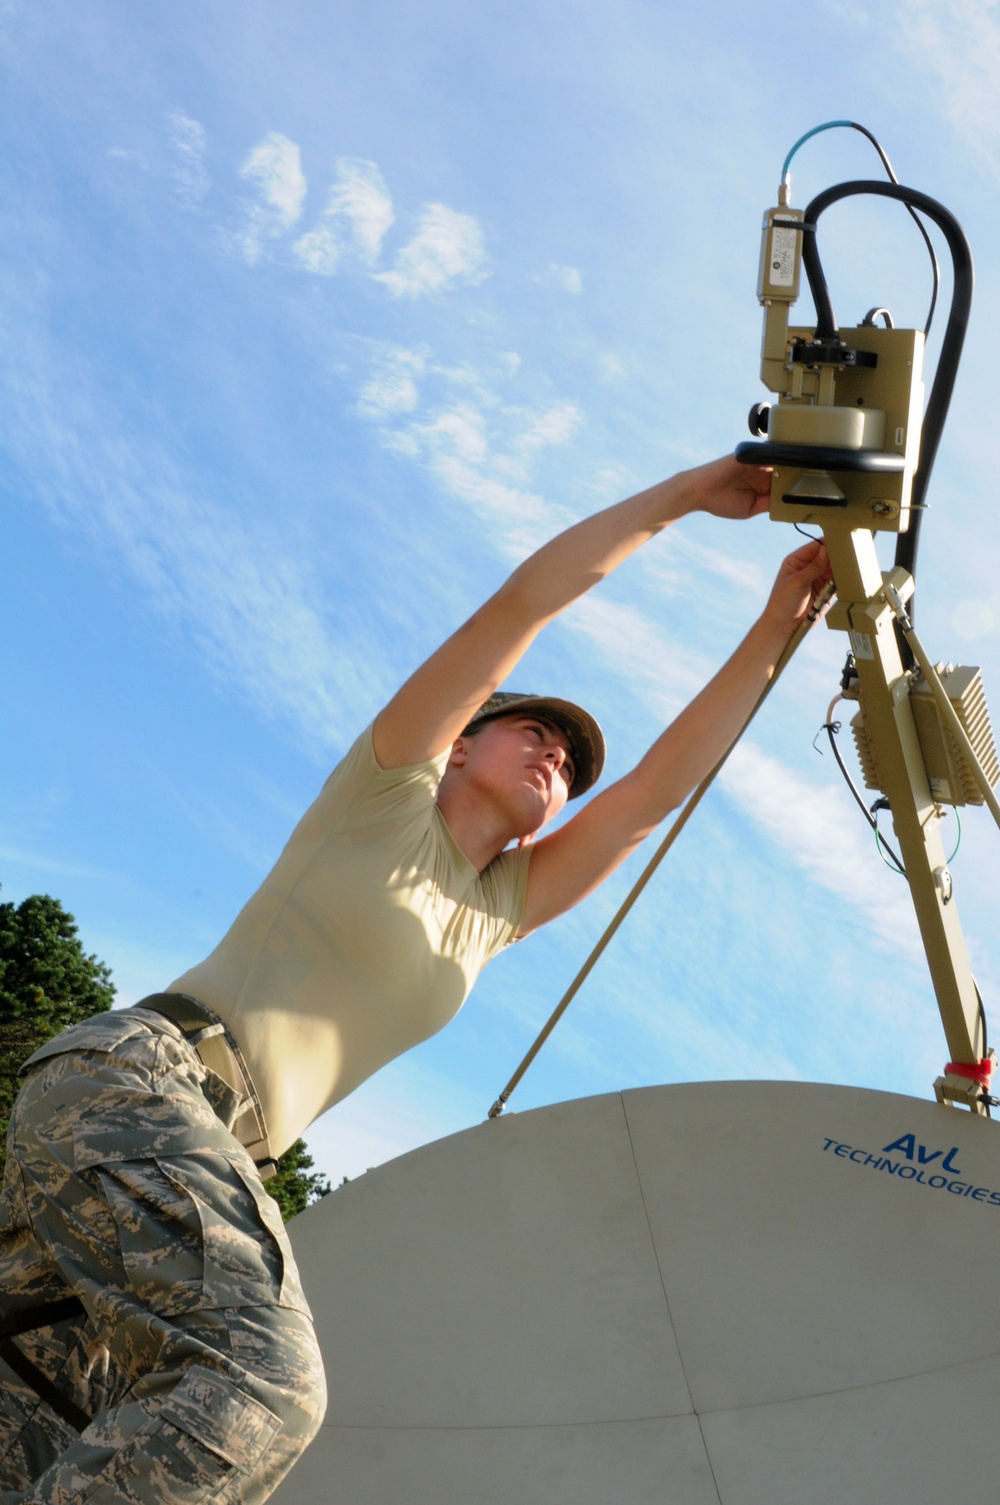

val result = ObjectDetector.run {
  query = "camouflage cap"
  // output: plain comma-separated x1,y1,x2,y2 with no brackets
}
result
462,691,605,799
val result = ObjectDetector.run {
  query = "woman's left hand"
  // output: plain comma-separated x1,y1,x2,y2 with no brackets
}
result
762,538,835,636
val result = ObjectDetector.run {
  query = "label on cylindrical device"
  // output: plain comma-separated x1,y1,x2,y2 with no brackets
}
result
769,226,798,287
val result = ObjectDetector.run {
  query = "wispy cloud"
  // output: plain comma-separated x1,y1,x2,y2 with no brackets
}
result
356,345,426,419
549,262,584,294
1,334,389,759
238,132,307,262
108,147,149,170
646,531,771,601
330,158,394,261
168,111,209,207
415,432,554,551
293,157,395,274
517,401,582,451
565,594,711,714
353,344,578,548
376,391,577,555
417,404,490,465
720,739,921,957
243,133,308,223
291,222,340,275
375,203,488,297
228,137,484,300
897,0,1000,173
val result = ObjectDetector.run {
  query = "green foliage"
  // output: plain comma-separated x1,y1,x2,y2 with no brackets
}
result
1,887,116,1183
0,888,116,1028
1,884,331,1222
266,1137,332,1221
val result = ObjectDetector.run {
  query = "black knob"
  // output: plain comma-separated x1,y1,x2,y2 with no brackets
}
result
747,402,771,437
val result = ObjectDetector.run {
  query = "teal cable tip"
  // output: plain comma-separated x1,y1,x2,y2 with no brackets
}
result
781,120,856,182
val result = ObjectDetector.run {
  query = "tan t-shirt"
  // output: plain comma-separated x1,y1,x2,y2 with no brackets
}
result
168,727,531,1156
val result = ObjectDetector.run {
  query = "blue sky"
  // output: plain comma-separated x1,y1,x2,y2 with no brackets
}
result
4,0,1000,1183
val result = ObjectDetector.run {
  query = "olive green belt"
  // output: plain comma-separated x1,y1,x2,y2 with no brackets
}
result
133,991,278,1180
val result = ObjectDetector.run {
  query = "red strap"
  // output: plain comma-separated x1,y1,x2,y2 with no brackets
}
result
944,1058,994,1089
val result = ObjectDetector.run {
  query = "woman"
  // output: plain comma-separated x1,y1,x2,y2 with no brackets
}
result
0,455,831,1504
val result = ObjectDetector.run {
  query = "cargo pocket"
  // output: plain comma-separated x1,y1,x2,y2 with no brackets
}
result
89,1151,310,1318
199,1153,313,1318
89,1160,206,1316
152,1151,312,1314
86,1365,282,1502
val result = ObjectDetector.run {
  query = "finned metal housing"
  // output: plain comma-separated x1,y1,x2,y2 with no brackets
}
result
851,663,1000,807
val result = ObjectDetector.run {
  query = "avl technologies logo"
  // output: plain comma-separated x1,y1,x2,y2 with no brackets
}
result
821,1131,1000,1206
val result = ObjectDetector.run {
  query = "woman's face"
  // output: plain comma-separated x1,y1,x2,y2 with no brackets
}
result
458,714,575,836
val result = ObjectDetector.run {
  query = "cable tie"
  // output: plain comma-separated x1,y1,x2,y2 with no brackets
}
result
943,1058,994,1089
772,218,817,234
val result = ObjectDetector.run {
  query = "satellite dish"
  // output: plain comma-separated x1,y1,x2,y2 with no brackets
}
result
274,1081,1000,1504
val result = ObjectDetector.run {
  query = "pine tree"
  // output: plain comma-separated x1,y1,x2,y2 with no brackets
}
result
0,888,116,1184
0,886,330,1219
265,1136,332,1221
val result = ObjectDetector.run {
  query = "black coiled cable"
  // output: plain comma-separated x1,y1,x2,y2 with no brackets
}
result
800,180,974,594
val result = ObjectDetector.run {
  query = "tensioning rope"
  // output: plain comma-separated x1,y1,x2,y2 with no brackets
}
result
487,581,835,1119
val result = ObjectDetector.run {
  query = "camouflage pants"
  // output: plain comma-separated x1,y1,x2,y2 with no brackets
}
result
0,1011,326,1504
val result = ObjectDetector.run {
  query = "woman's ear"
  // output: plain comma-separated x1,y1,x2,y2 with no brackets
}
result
448,736,469,768
517,830,538,848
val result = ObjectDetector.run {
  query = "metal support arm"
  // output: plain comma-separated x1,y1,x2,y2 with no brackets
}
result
822,525,988,1113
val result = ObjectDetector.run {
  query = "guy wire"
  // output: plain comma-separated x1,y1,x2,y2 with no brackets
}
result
487,581,835,1119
